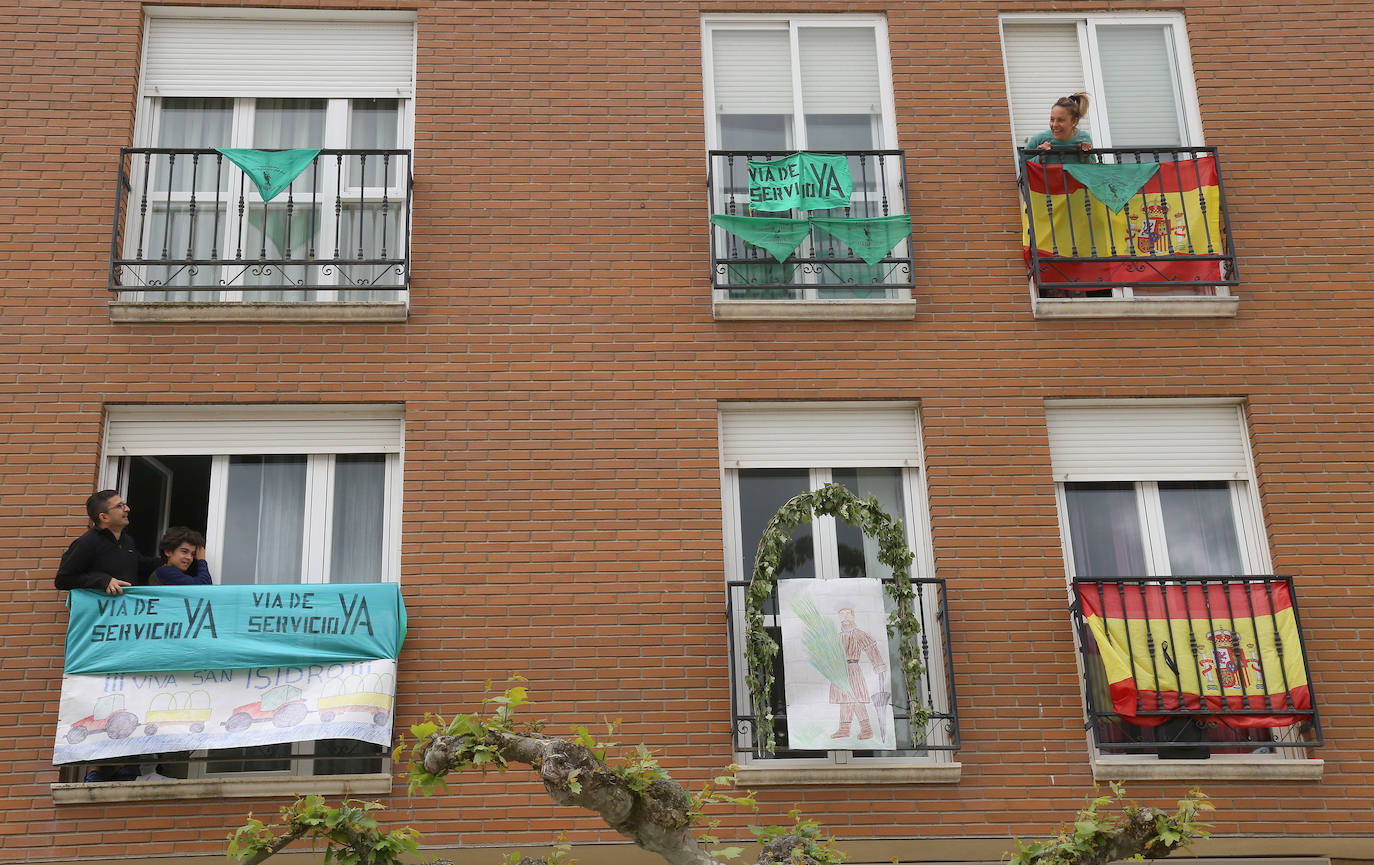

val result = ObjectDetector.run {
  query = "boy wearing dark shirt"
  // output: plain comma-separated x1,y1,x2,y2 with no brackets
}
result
150,527,213,586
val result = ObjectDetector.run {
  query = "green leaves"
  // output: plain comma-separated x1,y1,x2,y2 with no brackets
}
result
744,483,927,754
1006,785,1213,865
226,796,420,865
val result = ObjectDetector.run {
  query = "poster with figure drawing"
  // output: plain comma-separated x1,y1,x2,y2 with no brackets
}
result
778,578,895,751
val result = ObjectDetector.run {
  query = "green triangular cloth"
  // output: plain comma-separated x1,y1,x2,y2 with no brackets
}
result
215,147,322,202
1063,163,1160,213
710,214,812,263
809,215,912,266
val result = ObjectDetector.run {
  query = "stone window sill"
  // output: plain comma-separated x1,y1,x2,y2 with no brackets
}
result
733,761,960,786
51,772,392,803
109,300,408,324
1091,755,1322,782
1033,295,1239,319
713,298,917,321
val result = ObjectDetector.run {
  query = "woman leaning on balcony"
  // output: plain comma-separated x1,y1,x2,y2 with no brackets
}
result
1024,92,1096,164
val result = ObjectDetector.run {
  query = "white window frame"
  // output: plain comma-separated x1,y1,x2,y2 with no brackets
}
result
1000,13,1231,308
120,8,416,308
701,14,899,153
719,404,952,770
99,405,403,780
998,11,1204,157
1045,401,1317,769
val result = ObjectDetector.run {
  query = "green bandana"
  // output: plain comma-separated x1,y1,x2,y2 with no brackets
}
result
747,152,853,212
809,215,912,266
710,214,813,263
216,148,322,202
1063,163,1161,213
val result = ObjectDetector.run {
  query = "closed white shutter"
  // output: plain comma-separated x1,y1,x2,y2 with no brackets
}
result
711,28,794,114
797,26,880,114
1096,25,1185,146
1002,21,1089,148
721,404,921,467
1045,403,1250,481
105,405,404,455
142,14,416,98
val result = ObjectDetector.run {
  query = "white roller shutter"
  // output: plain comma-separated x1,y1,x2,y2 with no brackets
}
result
1045,403,1250,482
721,404,921,467
798,26,880,114
142,13,416,98
105,405,404,455
710,28,794,114
1002,21,1089,147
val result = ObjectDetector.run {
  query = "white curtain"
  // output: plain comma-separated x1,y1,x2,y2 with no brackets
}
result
222,455,307,584
329,455,386,583
241,99,326,300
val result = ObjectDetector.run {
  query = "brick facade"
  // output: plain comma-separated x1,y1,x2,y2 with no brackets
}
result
3,1,1372,862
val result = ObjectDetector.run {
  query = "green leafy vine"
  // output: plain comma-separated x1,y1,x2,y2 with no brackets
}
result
744,482,928,754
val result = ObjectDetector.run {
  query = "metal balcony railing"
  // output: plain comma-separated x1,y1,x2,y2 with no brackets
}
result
109,147,412,299
708,149,915,298
726,577,958,759
1070,575,1321,757
1019,146,1238,294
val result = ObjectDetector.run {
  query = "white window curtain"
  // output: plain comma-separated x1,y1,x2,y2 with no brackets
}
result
222,455,308,584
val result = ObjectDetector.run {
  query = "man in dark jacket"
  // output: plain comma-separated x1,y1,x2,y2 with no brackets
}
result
54,490,160,595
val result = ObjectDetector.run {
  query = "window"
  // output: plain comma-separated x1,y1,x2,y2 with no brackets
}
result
1047,402,1313,759
76,405,403,781
1001,13,1202,152
703,17,913,308
115,10,415,307
719,405,956,772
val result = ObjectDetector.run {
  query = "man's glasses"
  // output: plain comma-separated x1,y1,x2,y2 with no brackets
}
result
105,502,130,512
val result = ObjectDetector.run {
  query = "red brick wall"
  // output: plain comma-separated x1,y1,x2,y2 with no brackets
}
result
3,0,1373,861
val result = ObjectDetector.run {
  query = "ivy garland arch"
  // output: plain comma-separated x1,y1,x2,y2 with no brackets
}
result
745,482,929,755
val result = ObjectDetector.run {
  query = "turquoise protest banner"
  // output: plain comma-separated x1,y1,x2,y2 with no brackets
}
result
63,583,406,675
216,147,322,201
747,152,853,212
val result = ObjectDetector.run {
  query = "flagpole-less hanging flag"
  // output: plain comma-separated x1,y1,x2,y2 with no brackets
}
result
747,152,853,212
1021,156,1223,288
710,214,814,263
216,147,322,202
809,215,912,266
1075,580,1311,729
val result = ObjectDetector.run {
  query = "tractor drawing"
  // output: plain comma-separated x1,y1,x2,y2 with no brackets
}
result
143,690,212,736
66,693,140,744
223,684,308,733
318,673,395,726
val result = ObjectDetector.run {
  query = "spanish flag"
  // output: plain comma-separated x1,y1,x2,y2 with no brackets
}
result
1076,580,1311,728
1022,156,1225,289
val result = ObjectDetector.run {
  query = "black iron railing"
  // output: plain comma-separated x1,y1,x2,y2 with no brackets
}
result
110,147,412,298
1018,146,1238,294
1070,575,1321,757
726,577,958,759
708,149,914,297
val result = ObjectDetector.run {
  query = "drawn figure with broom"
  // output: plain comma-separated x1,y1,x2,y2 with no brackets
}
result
830,607,887,740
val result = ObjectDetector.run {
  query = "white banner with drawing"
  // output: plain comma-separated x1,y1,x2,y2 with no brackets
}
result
777,578,896,750
54,658,396,764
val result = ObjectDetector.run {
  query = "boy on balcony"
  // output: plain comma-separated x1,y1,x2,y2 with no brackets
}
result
149,526,213,586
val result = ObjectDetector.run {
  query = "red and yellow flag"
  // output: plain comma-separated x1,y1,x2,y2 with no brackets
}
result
1076,581,1311,728
1022,156,1224,288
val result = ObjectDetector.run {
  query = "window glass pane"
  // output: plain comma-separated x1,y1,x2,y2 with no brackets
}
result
330,454,386,583
1096,25,1184,147
719,114,788,151
738,469,813,580
253,98,326,149
350,98,400,187
831,468,904,580
206,743,292,774
314,738,385,775
1158,481,1244,575
156,97,234,191
222,455,307,585
1064,482,1147,576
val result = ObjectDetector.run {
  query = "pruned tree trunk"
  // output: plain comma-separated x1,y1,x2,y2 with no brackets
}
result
423,731,722,865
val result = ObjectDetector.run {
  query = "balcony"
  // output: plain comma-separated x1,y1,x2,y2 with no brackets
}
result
108,147,412,322
708,149,916,321
1070,575,1321,761
1019,146,1239,319
725,576,959,783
